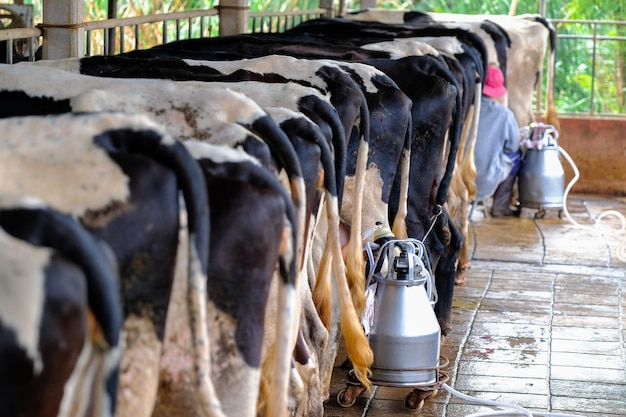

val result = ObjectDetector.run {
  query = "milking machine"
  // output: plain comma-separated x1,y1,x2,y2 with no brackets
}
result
336,224,449,411
518,123,565,218
332,122,614,415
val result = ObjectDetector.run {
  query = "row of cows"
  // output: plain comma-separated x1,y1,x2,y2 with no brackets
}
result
0,9,556,417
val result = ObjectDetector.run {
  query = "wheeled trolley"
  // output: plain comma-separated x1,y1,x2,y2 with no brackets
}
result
518,123,564,219
336,232,449,411
336,358,449,410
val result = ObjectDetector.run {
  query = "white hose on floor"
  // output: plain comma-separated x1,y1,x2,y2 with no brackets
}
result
442,383,584,417
558,145,626,261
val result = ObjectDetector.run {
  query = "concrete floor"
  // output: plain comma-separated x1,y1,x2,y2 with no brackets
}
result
324,193,626,417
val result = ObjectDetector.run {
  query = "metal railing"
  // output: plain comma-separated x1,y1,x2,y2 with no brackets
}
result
0,26,41,63
0,7,325,62
544,19,626,117
84,8,326,55
249,9,325,33
83,9,220,56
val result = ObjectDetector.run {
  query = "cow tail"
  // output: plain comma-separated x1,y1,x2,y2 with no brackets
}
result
250,115,307,274
93,128,221,416
0,202,124,415
391,112,412,240
460,82,482,202
345,99,370,319
247,115,305,417
538,16,560,132
435,78,464,207
299,109,340,331
266,179,300,417
313,231,333,329
327,192,374,391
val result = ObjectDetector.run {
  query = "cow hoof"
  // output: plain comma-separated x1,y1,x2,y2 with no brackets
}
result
455,263,470,285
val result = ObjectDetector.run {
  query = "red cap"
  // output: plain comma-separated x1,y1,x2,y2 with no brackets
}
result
483,65,507,98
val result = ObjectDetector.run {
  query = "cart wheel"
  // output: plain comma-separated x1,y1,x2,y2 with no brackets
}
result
535,209,546,219
337,387,358,408
404,389,430,411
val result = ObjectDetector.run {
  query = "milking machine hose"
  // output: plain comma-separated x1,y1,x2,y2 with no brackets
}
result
558,145,626,261
441,383,584,417
435,145,620,417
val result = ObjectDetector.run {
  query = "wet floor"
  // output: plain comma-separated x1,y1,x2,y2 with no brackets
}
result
324,193,626,417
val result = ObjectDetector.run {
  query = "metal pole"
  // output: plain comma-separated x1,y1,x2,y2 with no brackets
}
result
107,0,116,54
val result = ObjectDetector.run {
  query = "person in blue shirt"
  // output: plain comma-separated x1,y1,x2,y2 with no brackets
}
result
474,65,522,217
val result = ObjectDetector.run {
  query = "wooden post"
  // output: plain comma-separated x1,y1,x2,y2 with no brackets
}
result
41,0,84,59
319,0,335,17
218,0,248,36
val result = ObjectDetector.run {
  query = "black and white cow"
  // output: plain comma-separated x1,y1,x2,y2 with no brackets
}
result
28,56,383,401
343,9,558,127
0,63,330,416
90,23,475,345
0,111,216,417
0,194,123,417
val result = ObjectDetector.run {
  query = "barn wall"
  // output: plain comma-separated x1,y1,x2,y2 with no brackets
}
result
538,116,626,196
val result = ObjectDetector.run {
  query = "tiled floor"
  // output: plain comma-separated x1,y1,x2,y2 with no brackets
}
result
324,194,626,417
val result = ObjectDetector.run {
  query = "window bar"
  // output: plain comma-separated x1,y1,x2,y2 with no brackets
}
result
120,26,125,53
86,30,92,56
28,37,34,61
104,29,109,55
590,23,598,115
6,39,13,64
135,25,140,50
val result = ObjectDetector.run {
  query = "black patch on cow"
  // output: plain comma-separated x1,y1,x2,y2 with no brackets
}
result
79,54,222,80
0,322,32,415
0,207,123,347
0,90,71,118
33,256,89,416
199,158,289,367
87,136,180,341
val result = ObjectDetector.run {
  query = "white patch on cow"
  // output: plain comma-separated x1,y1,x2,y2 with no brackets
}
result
0,113,136,217
0,194,46,210
183,140,260,166
3,64,270,147
183,80,331,114
185,55,332,93
266,107,308,125
205,297,259,417
116,315,161,417
362,38,440,58
69,83,269,148
31,56,82,74
340,164,388,231
187,52,394,100
0,227,47,373
328,60,388,94
416,36,464,55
